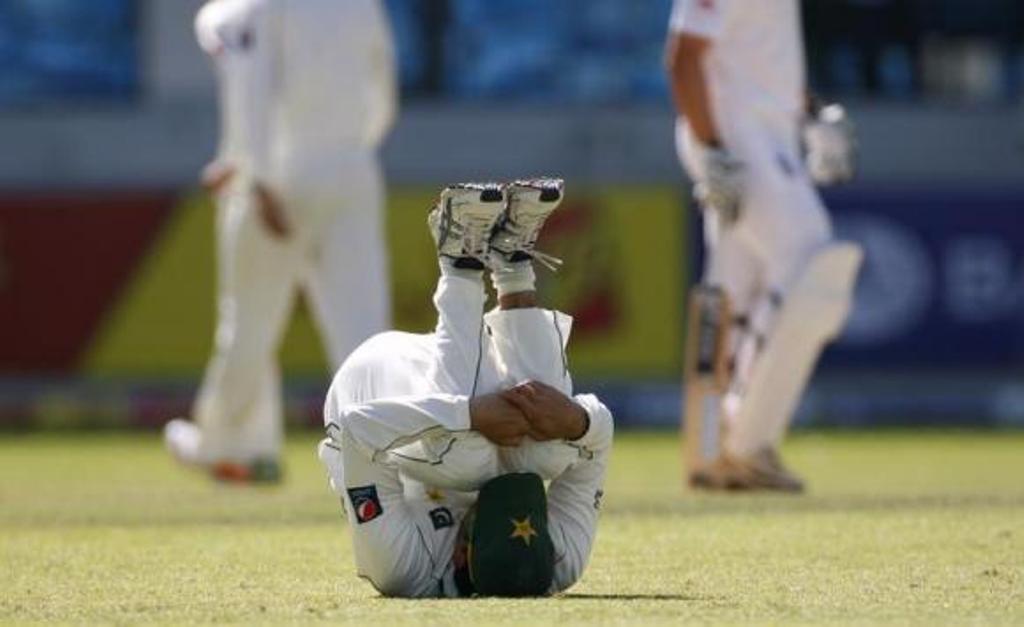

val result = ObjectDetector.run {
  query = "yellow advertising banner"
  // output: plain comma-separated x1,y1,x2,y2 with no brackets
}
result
85,187,688,380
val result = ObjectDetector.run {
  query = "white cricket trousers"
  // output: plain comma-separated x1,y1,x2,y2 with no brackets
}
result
679,119,834,453
194,151,391,463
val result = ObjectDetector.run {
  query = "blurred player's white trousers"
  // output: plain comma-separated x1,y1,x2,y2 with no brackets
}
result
678,119,834,456
194,151,390,463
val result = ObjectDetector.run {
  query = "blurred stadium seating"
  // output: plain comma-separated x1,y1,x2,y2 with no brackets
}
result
0,0,138,105
0,0,1022,430
4,0,1020,105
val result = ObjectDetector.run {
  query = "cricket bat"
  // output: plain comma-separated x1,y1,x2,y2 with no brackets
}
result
682,285,731,482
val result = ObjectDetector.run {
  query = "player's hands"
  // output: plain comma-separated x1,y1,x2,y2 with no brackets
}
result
201,160,235,195
803,103,856,186
694,145,745,227
253,182,291,240
469,393,532,447
501,381,589,442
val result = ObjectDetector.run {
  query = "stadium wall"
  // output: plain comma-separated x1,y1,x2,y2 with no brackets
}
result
1,104,1021,188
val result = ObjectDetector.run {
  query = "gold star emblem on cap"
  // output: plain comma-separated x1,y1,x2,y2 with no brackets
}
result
509,516,538,546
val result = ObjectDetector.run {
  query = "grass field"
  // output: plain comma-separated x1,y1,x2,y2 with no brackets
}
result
1,430,1022,624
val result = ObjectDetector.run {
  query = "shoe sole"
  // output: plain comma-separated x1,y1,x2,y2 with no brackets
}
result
434,186,506,264
494,181,563,261
687,467,804,493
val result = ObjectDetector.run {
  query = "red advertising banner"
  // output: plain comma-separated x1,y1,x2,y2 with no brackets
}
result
0,191,176,373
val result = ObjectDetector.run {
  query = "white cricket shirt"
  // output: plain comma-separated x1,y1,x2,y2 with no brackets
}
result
195,0,397,186
670,0,806,135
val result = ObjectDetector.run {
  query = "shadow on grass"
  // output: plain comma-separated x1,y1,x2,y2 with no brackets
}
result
381,592,716,603
559,593,714,602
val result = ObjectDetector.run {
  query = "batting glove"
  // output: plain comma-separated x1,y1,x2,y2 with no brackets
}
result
803,103,856,186
694,144,745,227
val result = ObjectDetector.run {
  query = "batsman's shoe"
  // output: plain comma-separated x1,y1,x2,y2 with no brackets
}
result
748,448,805,493
689,449,804,493
490,177,564,271
428,182,506,270
688,456,742,491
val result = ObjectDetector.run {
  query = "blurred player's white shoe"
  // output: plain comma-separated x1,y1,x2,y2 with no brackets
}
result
490,178,564,271
752,448,805,492
164,418,203,466
689,448,804,493
163,418,282,483
428,182,506,270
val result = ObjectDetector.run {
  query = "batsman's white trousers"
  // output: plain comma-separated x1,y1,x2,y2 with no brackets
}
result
678,118,836,454
319,271,611,597
194,150,391,463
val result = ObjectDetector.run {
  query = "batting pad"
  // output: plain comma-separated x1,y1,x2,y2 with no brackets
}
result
728,242,863,456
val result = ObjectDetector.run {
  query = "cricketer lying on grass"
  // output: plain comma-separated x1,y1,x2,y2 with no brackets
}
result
667,0,862,491
318,180,613,597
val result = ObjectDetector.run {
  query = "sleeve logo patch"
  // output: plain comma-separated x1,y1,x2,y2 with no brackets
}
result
347,485,383,524
429,507,454,530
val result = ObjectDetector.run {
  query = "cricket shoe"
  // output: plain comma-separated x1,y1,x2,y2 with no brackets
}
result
428,182,506,270
163,418,282,484
689,448,804,493
490,177,564,271
210,458,282,484
164,418,203,467
748,448,805,493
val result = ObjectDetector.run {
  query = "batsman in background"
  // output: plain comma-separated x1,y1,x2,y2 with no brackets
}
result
666,0,862,491
318,179,613,597
165,0,397,481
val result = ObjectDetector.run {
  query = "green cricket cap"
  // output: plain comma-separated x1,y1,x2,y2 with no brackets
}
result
469,472,555,597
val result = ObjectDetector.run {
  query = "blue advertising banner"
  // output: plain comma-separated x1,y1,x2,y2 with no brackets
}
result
824,186,1024,369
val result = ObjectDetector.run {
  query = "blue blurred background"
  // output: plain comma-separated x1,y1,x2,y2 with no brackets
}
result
0,0,1022,430
4,0,1023,104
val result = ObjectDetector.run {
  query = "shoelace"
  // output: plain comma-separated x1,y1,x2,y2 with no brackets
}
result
506,208,563,272
532,249,563,272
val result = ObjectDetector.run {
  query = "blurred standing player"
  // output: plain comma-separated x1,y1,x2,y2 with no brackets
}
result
666,0,862,491
165,0,397,481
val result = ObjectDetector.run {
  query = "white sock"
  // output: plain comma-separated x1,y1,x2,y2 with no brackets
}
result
439,257,484,282
490,258,536,298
